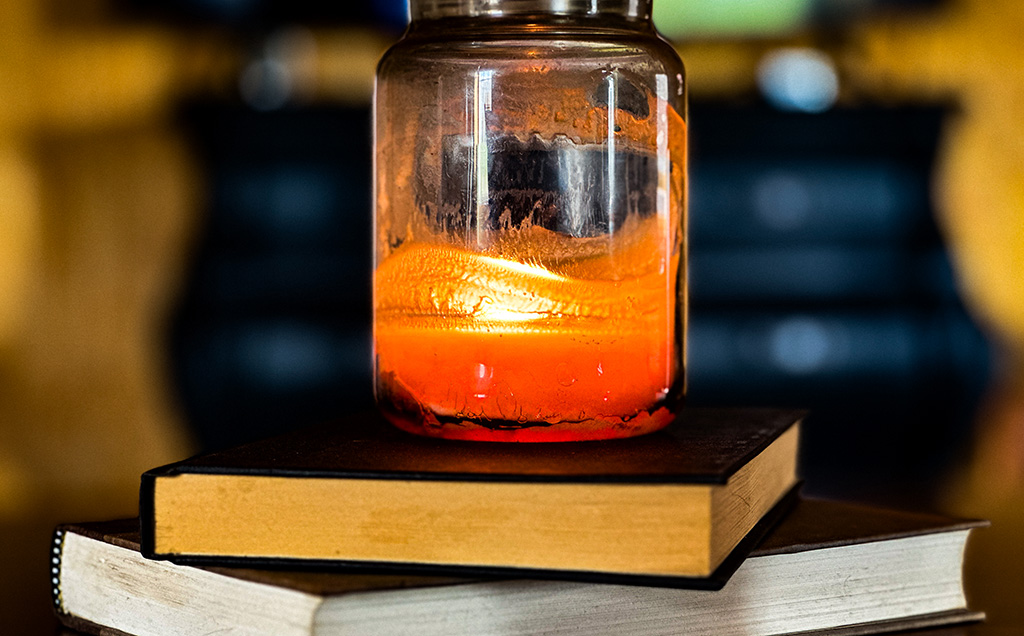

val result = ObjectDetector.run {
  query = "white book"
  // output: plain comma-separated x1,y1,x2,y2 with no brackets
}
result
52,499,984,636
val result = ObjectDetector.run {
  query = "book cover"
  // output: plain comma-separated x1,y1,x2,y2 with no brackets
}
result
140,408,802,587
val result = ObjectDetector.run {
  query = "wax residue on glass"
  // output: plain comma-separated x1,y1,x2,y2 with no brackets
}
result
374,73,687,441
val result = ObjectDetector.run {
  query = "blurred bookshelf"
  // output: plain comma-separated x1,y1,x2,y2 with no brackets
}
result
169,104,376,450
685,102,990,502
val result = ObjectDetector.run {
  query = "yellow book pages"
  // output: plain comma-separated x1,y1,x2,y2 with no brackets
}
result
142,408,802,586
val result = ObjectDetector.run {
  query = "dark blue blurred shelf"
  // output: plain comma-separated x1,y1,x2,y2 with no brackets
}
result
686,102,990,503
170,105,375,450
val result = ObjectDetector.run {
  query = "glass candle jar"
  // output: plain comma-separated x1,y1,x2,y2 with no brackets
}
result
374,0,687,441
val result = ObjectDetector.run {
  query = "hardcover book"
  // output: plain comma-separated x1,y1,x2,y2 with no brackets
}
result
141,408,801,587
55,499,986,636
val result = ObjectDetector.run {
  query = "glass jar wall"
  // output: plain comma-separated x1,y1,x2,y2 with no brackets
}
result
374,0,687,441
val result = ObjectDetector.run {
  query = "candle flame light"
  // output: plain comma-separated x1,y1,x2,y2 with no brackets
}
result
374,214,680,441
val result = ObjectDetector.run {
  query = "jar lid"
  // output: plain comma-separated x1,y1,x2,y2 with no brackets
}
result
411,0,652,21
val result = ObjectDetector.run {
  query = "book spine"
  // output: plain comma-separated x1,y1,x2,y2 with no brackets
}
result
50,527,67,616
139,472,158,558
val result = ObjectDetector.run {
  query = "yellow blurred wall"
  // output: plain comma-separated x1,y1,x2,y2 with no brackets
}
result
0,1,207,629
0,0,201,523
850,0,1024,358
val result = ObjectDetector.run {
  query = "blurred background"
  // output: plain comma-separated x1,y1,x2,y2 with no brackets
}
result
2,0,1024,631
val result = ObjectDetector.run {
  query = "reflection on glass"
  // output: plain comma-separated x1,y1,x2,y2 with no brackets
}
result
373,3,687,441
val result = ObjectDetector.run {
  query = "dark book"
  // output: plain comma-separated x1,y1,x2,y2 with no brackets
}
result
55,499,985,636
140,408,801,587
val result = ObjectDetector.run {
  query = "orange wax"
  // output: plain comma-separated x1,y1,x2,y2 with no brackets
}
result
374,226,680,441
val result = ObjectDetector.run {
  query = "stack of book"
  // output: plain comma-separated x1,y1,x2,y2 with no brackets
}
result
51,408,985,636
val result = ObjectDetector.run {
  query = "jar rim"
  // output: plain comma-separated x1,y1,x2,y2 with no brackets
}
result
410,0,653,22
